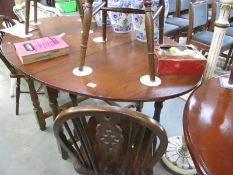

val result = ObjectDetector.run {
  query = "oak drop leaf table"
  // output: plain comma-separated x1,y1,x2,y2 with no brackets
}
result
1,16,203,161
2,16,201,131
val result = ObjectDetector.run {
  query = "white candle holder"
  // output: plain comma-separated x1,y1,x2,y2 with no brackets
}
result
72,66,93,76
139,75,161,86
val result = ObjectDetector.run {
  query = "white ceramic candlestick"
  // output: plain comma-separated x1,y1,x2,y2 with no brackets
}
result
203,0,233,80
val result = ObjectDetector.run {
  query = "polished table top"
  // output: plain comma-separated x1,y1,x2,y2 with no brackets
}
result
183,75,233,175
1,16,202,102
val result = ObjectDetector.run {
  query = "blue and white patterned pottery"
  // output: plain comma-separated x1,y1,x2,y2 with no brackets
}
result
93,0,111,27
109,0,132,33
132,0,169,42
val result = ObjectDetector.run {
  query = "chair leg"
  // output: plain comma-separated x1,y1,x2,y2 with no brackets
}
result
16,78,20,115
144,0,155,81
223,48,233,70
136,102,144,112
79,0,94,70
25,0,30,35
76,0,84,22
102,0,107,41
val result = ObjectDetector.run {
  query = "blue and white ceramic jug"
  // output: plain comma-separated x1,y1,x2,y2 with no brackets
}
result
131,0,169,42
109,0,132,33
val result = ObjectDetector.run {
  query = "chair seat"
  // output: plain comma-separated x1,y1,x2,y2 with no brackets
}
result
226,27,233,37
164,23,179,35
166,17,189,29
192,31,233,51
180,13,189,19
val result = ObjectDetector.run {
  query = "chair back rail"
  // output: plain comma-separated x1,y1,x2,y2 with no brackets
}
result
187,0,208,44
54,105,168,175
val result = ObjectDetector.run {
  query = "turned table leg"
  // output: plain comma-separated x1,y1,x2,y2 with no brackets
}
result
46,86,68,160
152,100,164,149
153,100,164,122
25,78,46,131
69,94,78,106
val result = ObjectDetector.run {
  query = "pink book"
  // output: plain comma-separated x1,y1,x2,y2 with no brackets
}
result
14,35,69,64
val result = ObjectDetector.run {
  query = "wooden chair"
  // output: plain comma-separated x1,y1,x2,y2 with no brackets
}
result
158,0,180,42
54,105,168,175
79,0,166,81
0,15,26,115
178,0,192,19
186,0,233,70
165,0,189,39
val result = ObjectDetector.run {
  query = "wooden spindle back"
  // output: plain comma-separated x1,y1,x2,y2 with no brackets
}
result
54,105,168,175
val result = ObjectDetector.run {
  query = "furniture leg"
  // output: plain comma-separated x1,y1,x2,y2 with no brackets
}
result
153,100,164,122
76,0,84,22
144,0,155,81
25,0,30,35
33,0,37,24
136,102,144,112
46,86,69,160
46,0,54,6
228,55,233,69
223,48,233,70
102,0,107,41
79,0,94,70
16,77,20,115
25,78,46,131
153,100,164,149
69,94,77,106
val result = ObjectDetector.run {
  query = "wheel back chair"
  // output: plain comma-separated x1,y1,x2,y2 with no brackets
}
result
78,0,166,82
186,0,233,70
0,15,27,115
53,105,168,175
